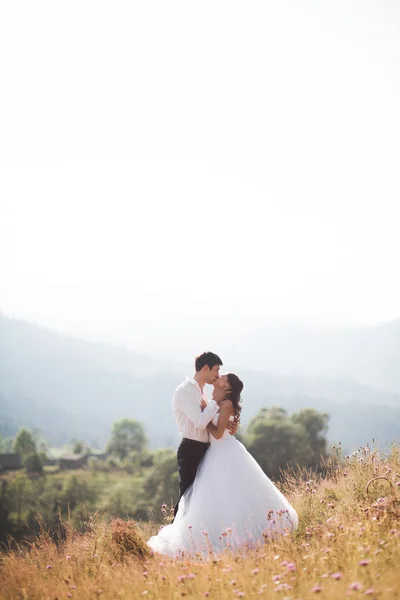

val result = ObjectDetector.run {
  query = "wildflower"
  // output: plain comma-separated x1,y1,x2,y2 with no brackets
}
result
204,594,210,597
286,562,296,571
359,559,371,566
201,530,208,536
311,585,322,593
234,592,245,597
364,590,375,595
230,580,236,586
331,572,342,580
66,555,71,560
349,582,363,591
272,575,281,582
177,575,186,582
46,565,52,570
251,568,260,575
67,595,72,599
305,528,313,537
70,586,77,590
275,583,293,591
143,572,148,577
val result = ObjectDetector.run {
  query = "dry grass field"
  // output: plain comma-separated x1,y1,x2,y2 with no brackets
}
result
1,444,400,599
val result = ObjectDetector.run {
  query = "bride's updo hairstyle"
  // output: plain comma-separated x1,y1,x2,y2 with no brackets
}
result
225,373,243,422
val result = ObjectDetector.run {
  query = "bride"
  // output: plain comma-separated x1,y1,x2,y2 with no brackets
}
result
148,373,298,557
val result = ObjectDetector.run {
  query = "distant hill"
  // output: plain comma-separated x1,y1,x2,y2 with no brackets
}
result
1,314,400,451
244,319,400,394
171,317,400,395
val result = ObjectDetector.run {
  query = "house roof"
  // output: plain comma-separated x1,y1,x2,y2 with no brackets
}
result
60,453,88,461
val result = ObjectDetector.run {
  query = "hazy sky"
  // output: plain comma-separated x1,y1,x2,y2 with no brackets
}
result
1,0,400,336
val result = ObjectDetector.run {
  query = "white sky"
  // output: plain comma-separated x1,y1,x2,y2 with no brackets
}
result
1,0,400,335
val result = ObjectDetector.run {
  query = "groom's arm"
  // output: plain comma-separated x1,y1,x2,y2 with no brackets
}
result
174,388,219,430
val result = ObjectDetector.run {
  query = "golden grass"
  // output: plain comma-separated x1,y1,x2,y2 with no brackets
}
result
1,444,400,599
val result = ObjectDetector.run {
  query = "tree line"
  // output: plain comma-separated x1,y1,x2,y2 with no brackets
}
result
0,406,329,541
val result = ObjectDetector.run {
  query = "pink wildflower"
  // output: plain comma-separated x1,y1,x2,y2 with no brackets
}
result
349,582,363,591
312,585,322,593
331,572,342,580
275,583,293,591
359,559,370,566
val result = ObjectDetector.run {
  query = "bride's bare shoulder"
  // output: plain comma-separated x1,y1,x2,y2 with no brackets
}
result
219,399,234,412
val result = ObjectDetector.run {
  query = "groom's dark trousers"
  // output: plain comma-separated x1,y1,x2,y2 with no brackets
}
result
173,437,210,519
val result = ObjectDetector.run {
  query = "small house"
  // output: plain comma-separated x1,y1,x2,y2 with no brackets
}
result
0,453,23,471
59,453,90,470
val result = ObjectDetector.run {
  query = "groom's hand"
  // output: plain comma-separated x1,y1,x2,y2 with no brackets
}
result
200,399,207,411
226,419,239,436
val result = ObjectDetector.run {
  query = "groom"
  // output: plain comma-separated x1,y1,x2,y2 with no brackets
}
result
172,351,238,518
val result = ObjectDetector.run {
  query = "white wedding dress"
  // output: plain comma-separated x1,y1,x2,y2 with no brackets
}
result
147,414,298,557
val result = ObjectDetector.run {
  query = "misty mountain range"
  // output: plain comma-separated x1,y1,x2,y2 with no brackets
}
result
0,313,399,452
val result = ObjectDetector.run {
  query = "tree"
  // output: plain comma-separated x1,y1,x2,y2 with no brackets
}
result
245,406,329,479
137,449,179,519
25,453,43,474
107,419,147,460
72,440,85,454
13,428,37,460
291,408,330,464
0,435,13,453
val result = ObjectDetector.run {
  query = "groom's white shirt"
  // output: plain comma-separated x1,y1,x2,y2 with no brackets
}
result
172,377,219,442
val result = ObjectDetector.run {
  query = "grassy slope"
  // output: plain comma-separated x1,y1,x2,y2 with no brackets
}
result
1,445,400,599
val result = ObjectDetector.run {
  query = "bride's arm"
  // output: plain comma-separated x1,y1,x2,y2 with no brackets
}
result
207,400,234,439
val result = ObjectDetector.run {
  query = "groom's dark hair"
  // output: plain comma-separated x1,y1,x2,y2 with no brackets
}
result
195,351,223,372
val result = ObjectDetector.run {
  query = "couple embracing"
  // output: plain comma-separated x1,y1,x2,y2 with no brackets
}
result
148,352,298,557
